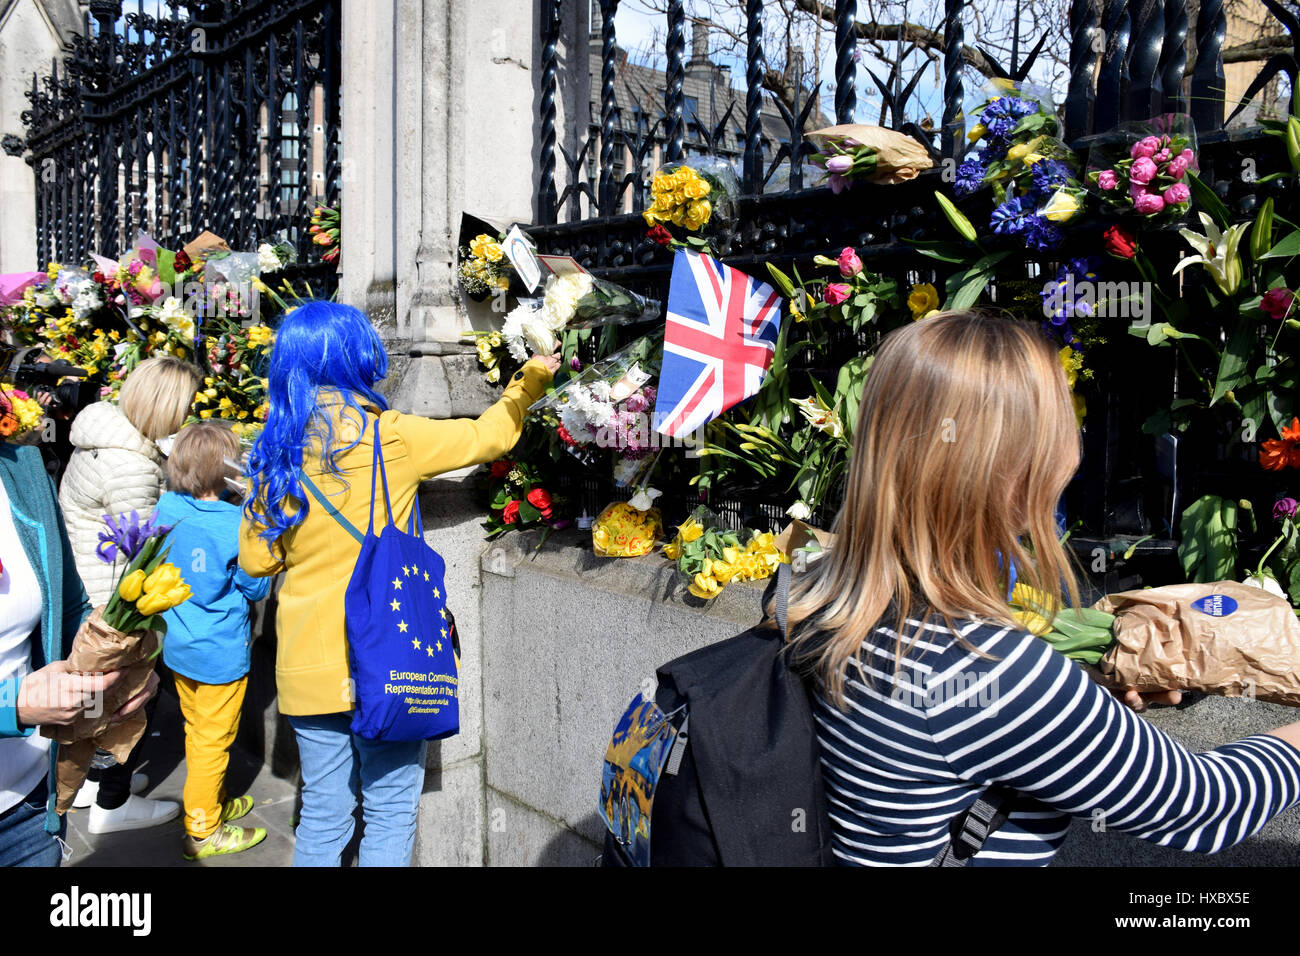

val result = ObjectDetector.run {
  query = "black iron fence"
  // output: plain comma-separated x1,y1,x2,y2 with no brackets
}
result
536,0,1297,227
529,0,1300,591
12,0,341,290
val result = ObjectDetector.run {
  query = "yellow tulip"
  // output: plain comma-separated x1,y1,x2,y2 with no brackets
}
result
689,574,719,599
1012,608,1052,636
1041,189,1081,223
118,569,147,602
137,584,191,616
711,560,738,584
1005,143,1030,163
967,123,987,142
143,562,182,595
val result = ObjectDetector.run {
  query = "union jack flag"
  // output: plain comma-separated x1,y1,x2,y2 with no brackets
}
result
652,251,783,438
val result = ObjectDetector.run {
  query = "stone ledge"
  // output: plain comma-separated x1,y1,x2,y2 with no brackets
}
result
478,526,768,629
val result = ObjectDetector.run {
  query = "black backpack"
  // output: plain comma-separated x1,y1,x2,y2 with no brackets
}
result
598,562,1017,867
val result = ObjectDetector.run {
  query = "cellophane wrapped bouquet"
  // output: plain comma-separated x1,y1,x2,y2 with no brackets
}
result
1086,114,1198,220
43,511,192,812
953,82,1087,251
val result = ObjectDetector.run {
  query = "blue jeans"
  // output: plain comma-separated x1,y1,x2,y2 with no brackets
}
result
0,778,66,867
288,713,427,867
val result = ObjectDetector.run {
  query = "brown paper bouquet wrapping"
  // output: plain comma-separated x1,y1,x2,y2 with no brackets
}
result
41,608,160,813
806,124,936,184
1097,581,1300,706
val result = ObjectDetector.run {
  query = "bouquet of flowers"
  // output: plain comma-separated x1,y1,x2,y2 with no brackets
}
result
502,270,658,362
478,457,569,540
1086,115,1197,219
663,507,787,599
42,511,192,812
806,124,935,192
954,83,1086,251
642,158,739,236
458,231,512,301
309,204,340,265
530,332,663,477
0,386,44,439
592,497,664,559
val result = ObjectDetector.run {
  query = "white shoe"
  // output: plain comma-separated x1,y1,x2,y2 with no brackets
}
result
73,773,149,810
87,793,181,834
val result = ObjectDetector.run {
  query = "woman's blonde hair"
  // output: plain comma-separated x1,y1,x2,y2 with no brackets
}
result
119,356,202,441
167,421,240,498
785,311,1083,707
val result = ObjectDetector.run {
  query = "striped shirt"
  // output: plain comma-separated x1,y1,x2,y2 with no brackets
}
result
813,617,1300,866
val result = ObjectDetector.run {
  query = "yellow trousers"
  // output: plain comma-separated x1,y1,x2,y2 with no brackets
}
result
173,674,248,840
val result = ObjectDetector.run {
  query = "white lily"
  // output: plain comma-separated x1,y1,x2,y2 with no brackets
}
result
790,394,844,439
1171,212,1248,296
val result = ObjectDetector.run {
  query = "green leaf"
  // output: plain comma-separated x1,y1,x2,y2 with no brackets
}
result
1210,319,1257,405
155,249,177,287
1186,171,1231,228
1267,362,1298,434
906,239,976,264
947,271,989,310
1177,494,1239,583
517,501,542,523
1261,228,1300,260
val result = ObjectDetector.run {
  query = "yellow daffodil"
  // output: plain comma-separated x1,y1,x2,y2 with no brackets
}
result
1012,608,1053,636
677,518,704,543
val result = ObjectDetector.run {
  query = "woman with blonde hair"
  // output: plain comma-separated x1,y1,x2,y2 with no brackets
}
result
58,354,201,833
786,311,1300,866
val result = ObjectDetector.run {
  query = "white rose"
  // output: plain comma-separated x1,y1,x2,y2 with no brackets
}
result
786,501,812,521
257,243,282,274
629,486,662,511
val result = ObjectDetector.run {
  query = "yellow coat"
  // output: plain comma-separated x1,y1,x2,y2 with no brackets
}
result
238,360,551,716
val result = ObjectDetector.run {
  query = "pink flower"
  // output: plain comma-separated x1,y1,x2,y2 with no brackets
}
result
1180,148,1194,163
825,154,853,174
1130,157,1158,184
1133,191,1165,215
1166,155,1190,179
828,173,848,195
1162,182,1191,205
837,247,863,278
1261,288,1295,320
1131,136,1160,159
1097,170,1118,190
824,283,851,306
1153,148,1172,163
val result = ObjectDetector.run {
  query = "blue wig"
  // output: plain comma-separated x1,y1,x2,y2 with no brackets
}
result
244,299,389,550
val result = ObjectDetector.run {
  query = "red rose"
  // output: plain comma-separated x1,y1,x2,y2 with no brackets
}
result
1103,224,1138,259
527,488,554,519
490,459,512,479
502,500,521,524
1261,287,1294,320
647,224,673,246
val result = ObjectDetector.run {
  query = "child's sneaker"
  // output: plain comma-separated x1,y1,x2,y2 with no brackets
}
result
220,795,255,823
183,823,267,861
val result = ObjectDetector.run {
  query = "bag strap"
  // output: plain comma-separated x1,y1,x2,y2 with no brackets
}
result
367,418,395,535
775,560,791,639
299,469,363,545
930,786,1020,867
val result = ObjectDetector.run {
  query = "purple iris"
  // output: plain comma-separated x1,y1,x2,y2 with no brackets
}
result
96,510,174,564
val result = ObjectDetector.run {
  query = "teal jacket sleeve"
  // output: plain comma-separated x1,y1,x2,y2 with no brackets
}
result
234,564,272,602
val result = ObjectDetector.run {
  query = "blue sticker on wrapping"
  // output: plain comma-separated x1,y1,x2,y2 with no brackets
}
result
1191,594,1238,616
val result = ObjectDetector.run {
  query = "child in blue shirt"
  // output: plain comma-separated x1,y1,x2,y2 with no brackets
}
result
153,421,270,860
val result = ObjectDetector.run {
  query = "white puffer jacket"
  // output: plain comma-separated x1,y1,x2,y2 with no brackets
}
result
58,402,167,607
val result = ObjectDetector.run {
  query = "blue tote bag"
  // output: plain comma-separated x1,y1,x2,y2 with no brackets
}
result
300,419,460,741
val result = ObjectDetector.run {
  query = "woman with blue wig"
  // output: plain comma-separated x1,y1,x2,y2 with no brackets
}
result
238,300,557,866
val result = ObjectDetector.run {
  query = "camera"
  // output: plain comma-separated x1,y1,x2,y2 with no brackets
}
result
0,344,96,415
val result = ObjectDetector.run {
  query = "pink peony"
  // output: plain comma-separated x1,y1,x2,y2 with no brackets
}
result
1097,169,1118,190
1130,157,1158,184
824,283,851,306
1162,182,1191,205
1166,155,1190,179
1131,136,1160,159
1134,191,1165,215
1153,148,1172,163
1180,148,1194,163
837,246,863,278
1261,287,1295,320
